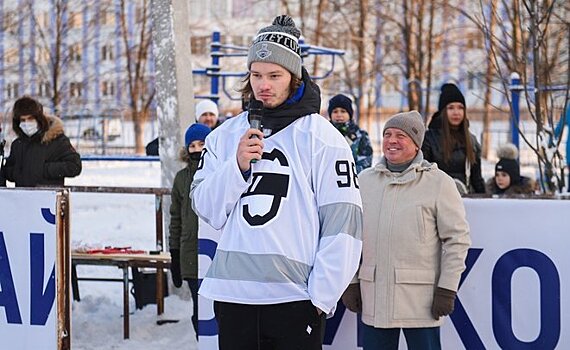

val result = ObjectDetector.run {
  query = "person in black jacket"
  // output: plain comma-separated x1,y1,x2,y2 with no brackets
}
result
0,124,6,187
422,83,485,194
1,96,82,187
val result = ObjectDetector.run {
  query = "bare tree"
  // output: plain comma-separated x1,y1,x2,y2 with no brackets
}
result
368,0,445,118
118,0,155,154
4,1,102,113
311,0,328,75
472,0,569,193
481,0,498,158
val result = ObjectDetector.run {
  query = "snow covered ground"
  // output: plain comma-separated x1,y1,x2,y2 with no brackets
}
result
66,161,197,350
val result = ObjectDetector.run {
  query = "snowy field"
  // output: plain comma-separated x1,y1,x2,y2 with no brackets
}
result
66,161,198,350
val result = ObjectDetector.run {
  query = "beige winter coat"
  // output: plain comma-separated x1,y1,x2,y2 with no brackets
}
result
357,155,471,328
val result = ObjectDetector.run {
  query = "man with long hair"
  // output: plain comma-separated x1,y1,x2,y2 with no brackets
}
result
191,15,362,350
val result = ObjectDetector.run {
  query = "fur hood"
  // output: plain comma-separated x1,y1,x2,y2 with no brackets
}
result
41,115,65,144
178,147,191,163
486,176,536,196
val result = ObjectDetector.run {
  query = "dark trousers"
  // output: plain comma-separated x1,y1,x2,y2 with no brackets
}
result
362,324,441,350
214,300,325,350
187,279,199,338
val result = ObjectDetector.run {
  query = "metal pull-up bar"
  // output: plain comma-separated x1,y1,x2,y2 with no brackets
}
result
193,31,344,103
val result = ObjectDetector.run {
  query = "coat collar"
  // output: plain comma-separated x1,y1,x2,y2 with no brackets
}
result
40,115,64,144
374,151,438,184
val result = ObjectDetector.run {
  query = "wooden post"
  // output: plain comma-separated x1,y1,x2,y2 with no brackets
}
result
56,190,71,350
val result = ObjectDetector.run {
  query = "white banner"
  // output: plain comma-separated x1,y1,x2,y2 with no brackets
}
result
0,189,58,349
198,198,570,349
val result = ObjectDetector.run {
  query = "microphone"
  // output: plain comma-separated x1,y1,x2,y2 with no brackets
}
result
248,99,263,163
248,99,263,139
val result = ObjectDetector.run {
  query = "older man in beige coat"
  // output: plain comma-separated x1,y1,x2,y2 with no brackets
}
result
342,111,471,350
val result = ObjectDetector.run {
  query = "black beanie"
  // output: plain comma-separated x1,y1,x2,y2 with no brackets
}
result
438,83,465,111
495,143,520,185
328,94,353,119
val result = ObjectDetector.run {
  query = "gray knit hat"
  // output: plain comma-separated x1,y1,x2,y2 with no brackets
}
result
247,15,302,79
383,111,426,147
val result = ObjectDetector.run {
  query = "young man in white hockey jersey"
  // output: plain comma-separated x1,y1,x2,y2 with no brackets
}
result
191,15,363,350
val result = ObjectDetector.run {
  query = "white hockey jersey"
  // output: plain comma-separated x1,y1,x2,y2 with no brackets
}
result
191,112,363,315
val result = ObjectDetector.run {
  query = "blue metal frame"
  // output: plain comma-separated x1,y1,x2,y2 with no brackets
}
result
81,155,160,162
192,31,344,103
509,73,567,150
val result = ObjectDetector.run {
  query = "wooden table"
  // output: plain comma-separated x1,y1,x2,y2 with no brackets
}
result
72,252,171,339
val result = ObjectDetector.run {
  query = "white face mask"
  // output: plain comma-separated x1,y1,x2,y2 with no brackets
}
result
20,121,39,136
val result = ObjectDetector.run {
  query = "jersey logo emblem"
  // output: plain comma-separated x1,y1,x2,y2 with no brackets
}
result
241,149,289,226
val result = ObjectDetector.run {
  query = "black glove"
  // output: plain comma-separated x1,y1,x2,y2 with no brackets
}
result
431,287,457,319
170,249,182,288
341,283,362,313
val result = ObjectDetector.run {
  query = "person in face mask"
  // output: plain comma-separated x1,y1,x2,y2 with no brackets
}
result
1,96,82,187
168,122,210,338
328,94,373,173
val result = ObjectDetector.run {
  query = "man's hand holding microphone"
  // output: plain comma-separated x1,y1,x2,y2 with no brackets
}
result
237,100,264,172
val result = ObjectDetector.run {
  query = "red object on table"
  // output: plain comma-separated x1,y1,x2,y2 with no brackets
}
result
85,246,146,255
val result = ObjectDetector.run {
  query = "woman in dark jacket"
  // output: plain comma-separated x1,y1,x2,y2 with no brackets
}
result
422,83,485,194
1,96,81,187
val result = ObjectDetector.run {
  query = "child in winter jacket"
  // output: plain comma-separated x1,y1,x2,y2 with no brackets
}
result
328,94,373,173
486,143,535,195
168,123,211,338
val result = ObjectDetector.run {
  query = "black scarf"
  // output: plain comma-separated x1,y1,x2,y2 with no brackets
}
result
249,67,321,136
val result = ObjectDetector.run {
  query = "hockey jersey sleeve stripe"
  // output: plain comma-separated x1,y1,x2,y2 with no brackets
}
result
206,249,312,286
318,202,363,240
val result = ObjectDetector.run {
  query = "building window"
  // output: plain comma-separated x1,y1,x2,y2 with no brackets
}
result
39,82,51,97
36,11,50,29
38,48,51,64
100,10,115,26
2,10,18,35
6,83,19,99
70,44,82,62
5,48,18,65
467,72,485,90
466,32,483,50
69,12,83,29
101,81,115,96
70,82,82,97
102,44,114,61
191,36,210,56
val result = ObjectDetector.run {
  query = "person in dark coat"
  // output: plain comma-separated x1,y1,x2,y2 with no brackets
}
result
486,143,535,195
421,83,485,194
0,124,6,187
328,94,373,173
145,137,159,156
168,123,211,338
1,96,81,187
